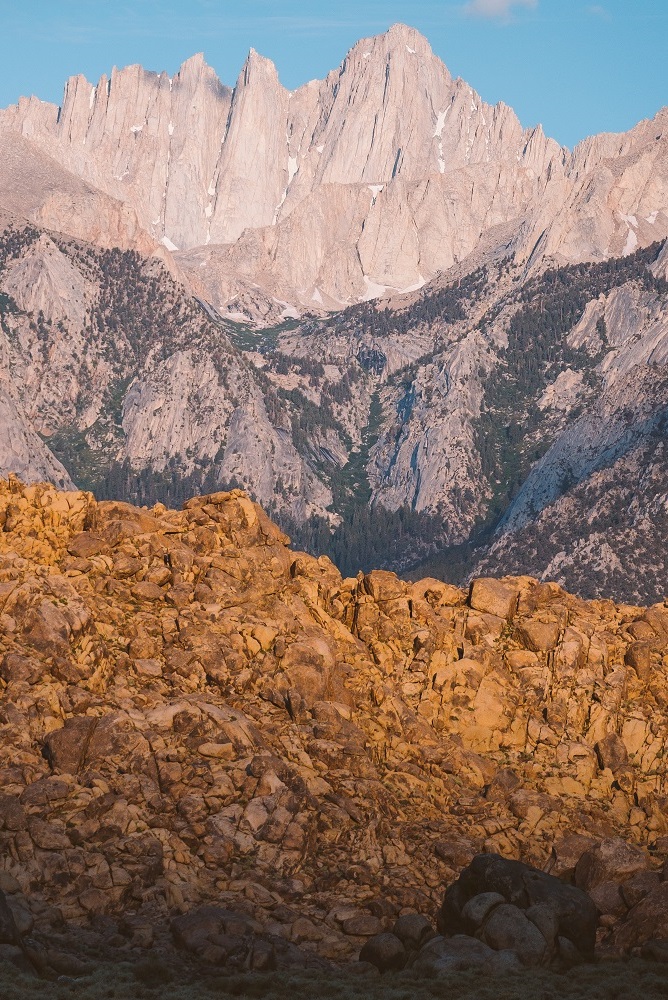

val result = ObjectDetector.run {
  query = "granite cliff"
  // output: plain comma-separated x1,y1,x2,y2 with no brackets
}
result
1,25,667,317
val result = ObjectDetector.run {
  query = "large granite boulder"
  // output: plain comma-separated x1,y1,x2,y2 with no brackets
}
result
438,853,598,967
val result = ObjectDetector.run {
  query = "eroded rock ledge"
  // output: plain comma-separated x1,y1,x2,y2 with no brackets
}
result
0,477,667,975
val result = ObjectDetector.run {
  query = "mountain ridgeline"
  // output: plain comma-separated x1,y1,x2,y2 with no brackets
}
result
1,211,667,598
0,23,667,601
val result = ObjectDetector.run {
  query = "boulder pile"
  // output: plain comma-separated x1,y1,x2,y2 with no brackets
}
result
0,478,667,974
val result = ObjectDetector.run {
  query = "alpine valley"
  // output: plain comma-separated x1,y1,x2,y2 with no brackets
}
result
1,22,668,601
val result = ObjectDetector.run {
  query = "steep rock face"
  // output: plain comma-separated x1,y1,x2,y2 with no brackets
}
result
2,233,94,326
370,330,489,520
180,154,547,313
2,25,667,313
0,127,156,254
1,57,231,252
653,239,668,281
476,435,668,605
121,352,331,523
0,387,73,489
0,25,570,309
525,109,668,266
499,367,668,536
211,50,290,244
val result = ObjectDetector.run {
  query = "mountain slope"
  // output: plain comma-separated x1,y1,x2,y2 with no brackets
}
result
281,240,668,593
0,27,667,600
1,211,667,598
0,221,334,523
0,127,156,254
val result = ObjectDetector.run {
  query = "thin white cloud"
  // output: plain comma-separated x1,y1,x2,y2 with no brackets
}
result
464,0,537,20
587,4,611,19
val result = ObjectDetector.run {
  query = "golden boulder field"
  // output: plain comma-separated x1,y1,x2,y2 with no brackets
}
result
1,476,668,996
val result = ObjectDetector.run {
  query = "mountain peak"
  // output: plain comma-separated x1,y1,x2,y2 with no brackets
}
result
177,52,208,73
1,21,665,312
343,22,449,91
239,47,282,88
385,22,431,46
349,22,435,60
174,52,218,86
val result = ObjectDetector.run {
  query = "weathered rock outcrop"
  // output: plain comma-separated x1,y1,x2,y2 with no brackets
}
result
0,480,667,974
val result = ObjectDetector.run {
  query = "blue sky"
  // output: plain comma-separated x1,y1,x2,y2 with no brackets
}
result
1,0,666,148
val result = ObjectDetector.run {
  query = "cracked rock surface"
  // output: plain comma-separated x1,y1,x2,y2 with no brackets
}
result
0,479,667,973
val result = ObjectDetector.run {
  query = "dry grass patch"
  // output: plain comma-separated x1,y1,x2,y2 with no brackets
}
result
0,959,667,1000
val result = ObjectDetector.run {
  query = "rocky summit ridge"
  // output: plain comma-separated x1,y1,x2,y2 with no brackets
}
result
1,478,668,978
1,24,667,316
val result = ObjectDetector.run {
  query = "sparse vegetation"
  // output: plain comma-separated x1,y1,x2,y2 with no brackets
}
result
3,219,668,598
320,265,489,342
473,241,667,531
1,960,667,1000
